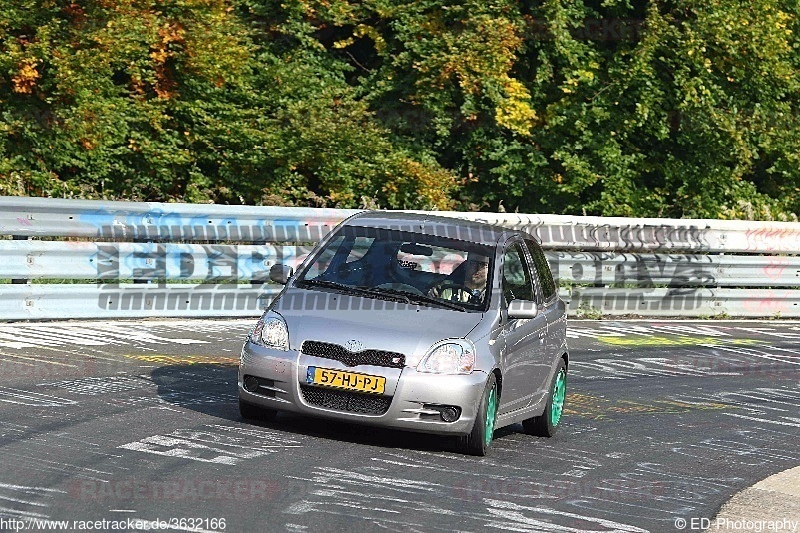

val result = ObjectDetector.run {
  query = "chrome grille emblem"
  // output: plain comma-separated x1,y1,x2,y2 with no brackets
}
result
344,339,365,353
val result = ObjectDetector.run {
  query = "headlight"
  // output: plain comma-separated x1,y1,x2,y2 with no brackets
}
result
417,339,475,374
250,313,289,351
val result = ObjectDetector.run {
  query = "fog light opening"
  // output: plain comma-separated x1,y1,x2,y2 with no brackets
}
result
440,406,460,423
243,375,260,393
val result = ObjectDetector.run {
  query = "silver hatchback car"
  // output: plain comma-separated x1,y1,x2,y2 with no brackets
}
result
239,212,568,455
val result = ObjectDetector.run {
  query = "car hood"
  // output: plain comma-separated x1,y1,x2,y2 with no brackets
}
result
272,287,484,365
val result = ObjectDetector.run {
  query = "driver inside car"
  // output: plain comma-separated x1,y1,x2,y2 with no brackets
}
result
428,252,489,303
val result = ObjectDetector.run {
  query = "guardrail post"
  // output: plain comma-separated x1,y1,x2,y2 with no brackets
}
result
133,238,166,285
11,235,28,284
133,238,148,284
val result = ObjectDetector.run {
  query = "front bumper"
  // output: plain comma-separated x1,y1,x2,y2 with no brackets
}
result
238,341,488,436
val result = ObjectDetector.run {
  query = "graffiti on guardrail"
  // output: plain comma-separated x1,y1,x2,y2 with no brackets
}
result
67,245,796,288
93,243,316,282
90,214,344,242
548,252,721,287
745,226,800,252
3,197,800,318
4,195,800,249
86,216,798,252
460,214,714,250
43,207,721,251
82,244,800,315
543,223,712,251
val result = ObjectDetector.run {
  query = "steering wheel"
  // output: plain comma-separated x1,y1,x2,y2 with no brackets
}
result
431,280,482,303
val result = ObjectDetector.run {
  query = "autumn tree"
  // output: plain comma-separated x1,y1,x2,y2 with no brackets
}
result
0,0,458,209
2,0,799,219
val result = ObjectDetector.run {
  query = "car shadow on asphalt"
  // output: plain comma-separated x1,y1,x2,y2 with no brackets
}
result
149,363,520,455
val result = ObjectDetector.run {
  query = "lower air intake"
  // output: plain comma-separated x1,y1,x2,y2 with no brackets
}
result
299,385,391,415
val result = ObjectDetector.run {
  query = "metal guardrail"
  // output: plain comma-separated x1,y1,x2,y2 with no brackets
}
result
0,196,355,243
549,252,800,288
0,284,282,320
5,241,800,288
1,196,799,319
4,196,800,252
568,288,800,318
0,241,311,281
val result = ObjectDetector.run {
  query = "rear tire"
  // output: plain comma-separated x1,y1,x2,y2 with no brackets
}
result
458,373,498,456
523,359,566,437
239,398,277,422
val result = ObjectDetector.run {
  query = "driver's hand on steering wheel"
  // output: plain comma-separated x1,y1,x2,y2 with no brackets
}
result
428,281,482,303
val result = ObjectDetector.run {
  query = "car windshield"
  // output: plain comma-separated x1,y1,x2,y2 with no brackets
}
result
295,225,495,311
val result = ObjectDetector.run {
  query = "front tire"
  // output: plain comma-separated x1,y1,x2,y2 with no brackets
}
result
523,359,566,437
239,398,277,422
458,373,498,456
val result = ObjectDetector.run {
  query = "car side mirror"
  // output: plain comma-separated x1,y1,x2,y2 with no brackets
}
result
507,299,538,319
269,264,294,285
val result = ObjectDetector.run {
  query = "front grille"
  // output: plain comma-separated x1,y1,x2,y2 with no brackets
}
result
301,341,405,369
299,385,392,415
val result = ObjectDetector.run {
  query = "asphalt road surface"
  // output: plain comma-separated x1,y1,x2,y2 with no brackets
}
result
0,319,798,532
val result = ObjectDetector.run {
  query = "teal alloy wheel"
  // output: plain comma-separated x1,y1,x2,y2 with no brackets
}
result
522,358,567,437
484,383,498,447
459,373,498,456
550,367,567,427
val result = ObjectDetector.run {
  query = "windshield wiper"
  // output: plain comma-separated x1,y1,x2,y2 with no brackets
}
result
361,286,411,304
297,280,411,303
403,293,467,312
298,280,466,310
296,279,356,292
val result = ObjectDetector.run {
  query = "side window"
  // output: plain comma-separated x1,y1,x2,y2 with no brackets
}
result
525,238,556,301
502,242,534,303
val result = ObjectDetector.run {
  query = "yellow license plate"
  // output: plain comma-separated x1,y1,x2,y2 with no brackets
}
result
306,367,386,394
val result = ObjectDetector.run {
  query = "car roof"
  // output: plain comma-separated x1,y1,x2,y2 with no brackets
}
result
344,211,524,247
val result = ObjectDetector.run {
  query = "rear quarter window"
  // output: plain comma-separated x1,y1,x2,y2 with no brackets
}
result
525,238,557,301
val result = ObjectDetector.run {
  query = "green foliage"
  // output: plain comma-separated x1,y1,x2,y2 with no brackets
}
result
0,0,253,200
0,0,458,209
575,299,603,319
521,0,800,220
2,0,800,219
